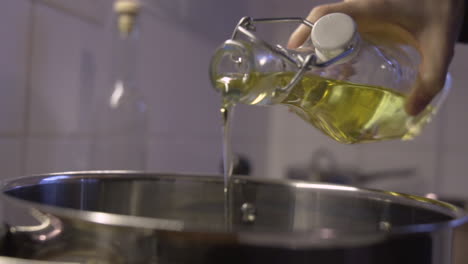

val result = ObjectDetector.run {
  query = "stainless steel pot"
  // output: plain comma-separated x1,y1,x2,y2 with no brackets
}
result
0,171,466,263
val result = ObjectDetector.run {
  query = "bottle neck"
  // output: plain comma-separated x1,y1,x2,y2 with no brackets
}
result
111,14,139,91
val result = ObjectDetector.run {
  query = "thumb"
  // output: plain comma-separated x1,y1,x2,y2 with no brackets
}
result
405,28,453,116
287,2,357,49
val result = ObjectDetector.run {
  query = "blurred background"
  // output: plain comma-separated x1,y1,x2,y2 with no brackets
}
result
1,0,467,199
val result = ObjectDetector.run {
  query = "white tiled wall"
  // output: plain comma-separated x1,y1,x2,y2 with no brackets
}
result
146,136,221,174
138,1,260,175
0,0,30,136
26,138,90,175
28,3,104,137
0,139,22,179
438,44,468,199
0,0,266,179
38,0,107,24
139,13,222,139
264,106,362,180
24,1,107,175
0,0,31,178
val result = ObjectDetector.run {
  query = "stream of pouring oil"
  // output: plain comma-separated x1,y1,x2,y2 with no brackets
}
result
221,104,234,230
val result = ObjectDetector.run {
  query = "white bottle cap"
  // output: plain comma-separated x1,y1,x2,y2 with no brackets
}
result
311,13,357,62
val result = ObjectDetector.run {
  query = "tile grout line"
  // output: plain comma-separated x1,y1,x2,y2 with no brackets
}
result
19,0,36,176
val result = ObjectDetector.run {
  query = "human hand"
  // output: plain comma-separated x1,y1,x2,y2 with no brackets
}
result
288,0,465,115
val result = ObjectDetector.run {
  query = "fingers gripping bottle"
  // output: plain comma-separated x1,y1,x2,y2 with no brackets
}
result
210,13,450,144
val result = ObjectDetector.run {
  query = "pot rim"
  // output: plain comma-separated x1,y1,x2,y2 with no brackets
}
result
1,170,467,248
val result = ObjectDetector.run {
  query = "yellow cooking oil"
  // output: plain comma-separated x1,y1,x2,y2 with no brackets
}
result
215,72,433,144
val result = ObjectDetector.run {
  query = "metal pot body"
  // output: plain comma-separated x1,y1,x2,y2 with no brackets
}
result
0,171,465,263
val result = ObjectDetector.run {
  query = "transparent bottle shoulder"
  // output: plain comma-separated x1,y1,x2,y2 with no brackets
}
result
318,39,420,93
